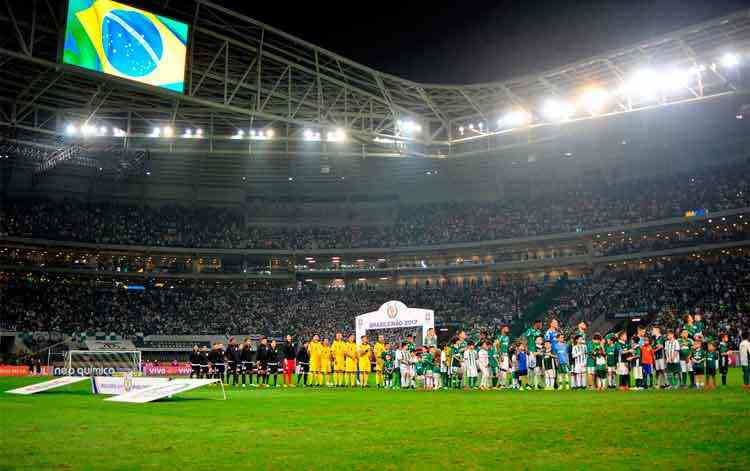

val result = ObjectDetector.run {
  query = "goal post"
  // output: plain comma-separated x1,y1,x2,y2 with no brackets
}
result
63,350,142,376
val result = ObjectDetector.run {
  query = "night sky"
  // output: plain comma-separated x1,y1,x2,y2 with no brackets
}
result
220,0,748,84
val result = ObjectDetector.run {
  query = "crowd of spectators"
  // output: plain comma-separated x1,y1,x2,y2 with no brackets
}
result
1,161,748,250
2,256,748,348
0,279,544,340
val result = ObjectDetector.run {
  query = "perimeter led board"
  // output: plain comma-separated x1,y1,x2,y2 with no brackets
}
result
63,0,188,93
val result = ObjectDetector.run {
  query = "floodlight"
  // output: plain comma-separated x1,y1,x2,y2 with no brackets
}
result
65,124,77,135
720,52,740,68
502,110,532,127
542,99,574,121
579,88,608,114
163,126,173,138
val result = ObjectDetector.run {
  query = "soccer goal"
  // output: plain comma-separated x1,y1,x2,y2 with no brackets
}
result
63,350,142,376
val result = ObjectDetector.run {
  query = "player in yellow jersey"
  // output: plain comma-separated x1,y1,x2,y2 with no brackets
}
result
319,338,332,386
308,334,322,387
331,332,347,387
374,334,387,388
345,334,358,387
358,335,372,387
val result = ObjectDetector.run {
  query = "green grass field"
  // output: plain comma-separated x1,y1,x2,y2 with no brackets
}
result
2,374,749,471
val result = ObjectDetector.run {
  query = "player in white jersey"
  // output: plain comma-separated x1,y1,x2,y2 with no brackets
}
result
463,342,479,389
478,341,492,390
571,335,588,390
395,344,411,389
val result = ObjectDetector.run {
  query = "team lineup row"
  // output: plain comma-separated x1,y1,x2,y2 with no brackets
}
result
184,321,750,390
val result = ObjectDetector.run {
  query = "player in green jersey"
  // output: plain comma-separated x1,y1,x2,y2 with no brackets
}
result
605,336,617,389
718,332,731,387
592,335,607,390
523,320,543,389
614,332,632,390
421,348,435,390
382,351,395,389
692,339,706,389
705,342,719,389
496,325,510,387
678,329,694,388
488,341,499,388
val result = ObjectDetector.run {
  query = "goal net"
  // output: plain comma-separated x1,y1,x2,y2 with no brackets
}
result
63,350,141,376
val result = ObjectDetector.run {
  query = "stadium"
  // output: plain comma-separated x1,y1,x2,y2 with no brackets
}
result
1,0,750,469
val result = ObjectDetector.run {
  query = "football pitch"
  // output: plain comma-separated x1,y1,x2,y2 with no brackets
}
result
2,374,749,471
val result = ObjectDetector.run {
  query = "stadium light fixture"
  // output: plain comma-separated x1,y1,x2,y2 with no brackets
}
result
458,126,464,136
98,127,108,136
579,88,608,114
182,129,193,138
501,110,532,128
162,127,173,138
231,130,245,140
81,124,96,136
150,127,161,138
720,52,740,68
327,128,346,142
266,129,274,139
623,68,662,101
660,68,691,93
542,99,574,122
65,124,77,136
195,129,204,138
397,119,422,133
113,128,127,137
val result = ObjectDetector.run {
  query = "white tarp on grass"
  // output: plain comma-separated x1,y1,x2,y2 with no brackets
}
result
5,376,89,395
105,378,223,403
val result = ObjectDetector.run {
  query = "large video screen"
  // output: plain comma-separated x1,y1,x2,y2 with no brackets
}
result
63,0,188,93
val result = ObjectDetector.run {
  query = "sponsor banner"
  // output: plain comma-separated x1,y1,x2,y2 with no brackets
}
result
0,365,30,377
106,379,219,403
91,376,171,395
0,365,51,377
5,376,89,395
53,366,116,377
143,364,192,376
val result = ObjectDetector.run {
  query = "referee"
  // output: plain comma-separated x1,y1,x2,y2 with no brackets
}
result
296,340,310,387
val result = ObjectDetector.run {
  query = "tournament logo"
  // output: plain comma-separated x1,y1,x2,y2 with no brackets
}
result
386,304,399,319
123,373,133,392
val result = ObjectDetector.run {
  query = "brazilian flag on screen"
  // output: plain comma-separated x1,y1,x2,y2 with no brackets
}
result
63,0,188,93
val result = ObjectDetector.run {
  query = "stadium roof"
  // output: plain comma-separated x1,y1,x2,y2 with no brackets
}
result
0,0,748,172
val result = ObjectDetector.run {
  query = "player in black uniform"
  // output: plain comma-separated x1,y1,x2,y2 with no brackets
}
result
199,346,210,379
209,342,226,382
189,345,201,379
255,337,269,386
225,338,241,386
267,339,280,387
296,340,310,386
240,338,254,387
